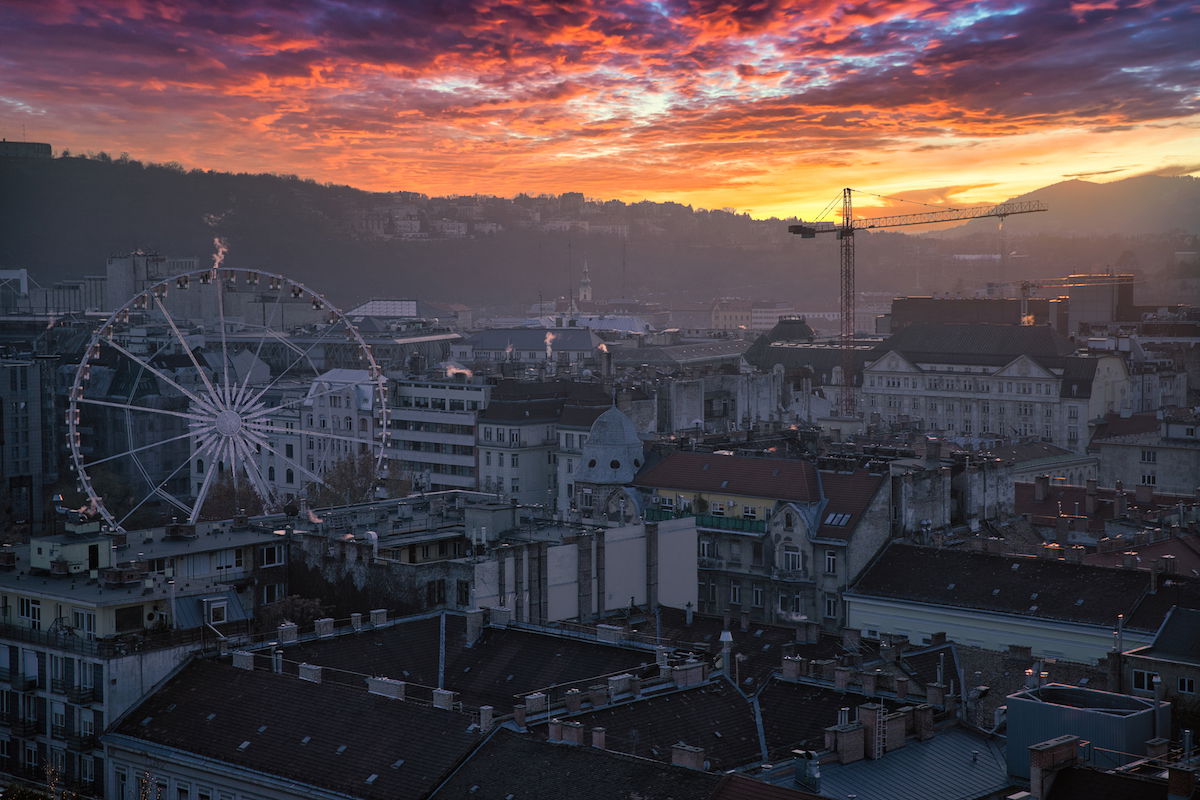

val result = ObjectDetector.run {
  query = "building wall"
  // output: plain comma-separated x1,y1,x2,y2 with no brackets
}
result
1096,436,1200,496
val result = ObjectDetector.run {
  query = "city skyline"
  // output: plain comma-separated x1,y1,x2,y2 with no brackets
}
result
1,0,1197,218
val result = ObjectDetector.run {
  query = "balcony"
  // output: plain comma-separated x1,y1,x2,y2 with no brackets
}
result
11,674,37,692
65,685,96,705
11,718,40,737
66,730,98,750
644,507,767,534
771,567,812,583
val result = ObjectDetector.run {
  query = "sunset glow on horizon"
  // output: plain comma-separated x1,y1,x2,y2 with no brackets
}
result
1,0,1197,219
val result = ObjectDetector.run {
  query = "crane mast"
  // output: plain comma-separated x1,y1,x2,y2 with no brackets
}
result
790,191,1047,418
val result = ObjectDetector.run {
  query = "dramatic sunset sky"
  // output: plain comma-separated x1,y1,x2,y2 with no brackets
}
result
2,0,1197,218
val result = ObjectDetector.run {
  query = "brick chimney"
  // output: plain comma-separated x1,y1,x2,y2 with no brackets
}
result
561,720,585,745
1029,736,1080,800
1085,479,1098,515
479,706,494,733
894,675,910,699
914,704,934,741
1167,766,1195,800
858,704,885,759
591,727,606,749
834,666,851,692
671,743,705,770
1035,474,1050,503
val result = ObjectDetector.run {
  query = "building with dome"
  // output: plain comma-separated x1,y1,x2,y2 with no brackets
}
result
562,406,647,522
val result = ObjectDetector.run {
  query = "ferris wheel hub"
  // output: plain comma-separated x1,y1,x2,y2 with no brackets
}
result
214,409,244,436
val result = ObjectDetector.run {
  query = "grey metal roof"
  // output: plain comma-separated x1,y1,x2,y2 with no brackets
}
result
1140,606,1200,665
762,727,1010,800
466,328,601,352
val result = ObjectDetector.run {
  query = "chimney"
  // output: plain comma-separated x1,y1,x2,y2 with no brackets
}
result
524,692,548,715
1065,545,1086,563
1055,515,1070,543
369,608,388,626
1029,735,1080,800
432,688,456,710
277,621,298,645
464,608,485,645
298,663,322,683
1116,491,1129,517
591,726,606,749
512,704,527,728
1145,737,1170,758
1167,766,1195,800
314,617,335,637
1035,474,1050,503
548,719,563,742
894,675,910,699
1161,554,1177,574
479,705,494,733
350,612,363,631
1086,479,1098,515
671,743,705,770
841,627,861,651
926,683,946,707
861,670,880,697
858,704,885,759
930,631,947,646
561,720,585,745
271,649,283,674
366,677,406,700
782,656,802,681
914,704,935,741
232,651,254,671
834,666,851,692
793,750,821,793
564,688,583,712
1122,551,1139,570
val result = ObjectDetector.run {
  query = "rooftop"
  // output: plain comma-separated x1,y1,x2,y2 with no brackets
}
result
635,452,821,505
111,659,481,800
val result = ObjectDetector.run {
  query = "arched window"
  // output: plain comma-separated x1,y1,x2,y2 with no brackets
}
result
345,416,352,431
285,469,294,485
196,458,204,474
268,466,276,481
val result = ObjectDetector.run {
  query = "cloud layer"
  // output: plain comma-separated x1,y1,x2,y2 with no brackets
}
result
2,0,1197,216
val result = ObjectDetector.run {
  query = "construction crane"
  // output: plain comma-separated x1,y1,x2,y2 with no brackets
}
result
789,188,1047,417
985,274,1140,325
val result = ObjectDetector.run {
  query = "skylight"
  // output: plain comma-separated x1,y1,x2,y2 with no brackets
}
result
824,512,851,526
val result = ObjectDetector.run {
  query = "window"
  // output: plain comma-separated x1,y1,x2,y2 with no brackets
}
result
510,478,520,493
823,512,851,527
259,543,284,567
509,429,520,445
511,454,519,468
728,582,742,605
824,595,838,619
1132,669,1159,691
285,443,294,459
1142,474,1156,486
1179,677,1196,694
783,546,801,572
206,600,228,624
1140,449,1157,463
743,506,758,520
699,539,715,559
285,468,294,485
213,548,243,571
457,580,471,607
824,550,837,575
18,598,40,631
752,584,764,608
710,502,725,516
483,427,493,442
73,609,96,640
261,583,284,604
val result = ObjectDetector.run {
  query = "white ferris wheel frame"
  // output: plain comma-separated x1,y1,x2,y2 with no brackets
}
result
66,265,390,531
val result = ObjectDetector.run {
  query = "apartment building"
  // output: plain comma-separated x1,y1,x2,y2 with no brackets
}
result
388,377,490,491
0,518,287,793
861,323,1129,452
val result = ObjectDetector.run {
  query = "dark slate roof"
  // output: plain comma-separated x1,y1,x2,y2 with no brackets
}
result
982,441,1076,464
432,728,723,800
850,543,1155,629
279,614,656,711
1058,357,1099,399
556,678,761,771
112,659,481,800
871,323,1075,364
1126,579,1200,634
1045,766,1196,800
478,396,566,423
816,469,886,541
467,328,600,352
711,774,825,800
559,403,610,429
614,340,747,369
743,319,816,368
1139,606,1200,665
635,453,821,504
649,607,846,691
757,680,881,759
900,643,962,691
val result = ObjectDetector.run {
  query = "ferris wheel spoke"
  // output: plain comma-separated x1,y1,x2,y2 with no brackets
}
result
245,316,348,409
115,438,212,528
82,429,199,470
74,396,211,423
240,429,330,489
102,334,219,414
241,379,349,423
149,294,225,408
231,436,275,506
214,272,234,407
234,283,288,408
188,437,225,524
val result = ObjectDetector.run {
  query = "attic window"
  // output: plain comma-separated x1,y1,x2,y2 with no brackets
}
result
238,741,251,751
301,736,311,745
337,745,348,755
1030,593,1039,600
702,463,710,470
1075,598,1085,606
992,588,1001,595
391,759,405,769
824,512,851,526
365,775,378,785
140,717,153,726
610,460,621,469
257,725,268,734
206,713,216,721
946,583,956,590
587,459,597,468
720,480,729,488
1010,563,1020,571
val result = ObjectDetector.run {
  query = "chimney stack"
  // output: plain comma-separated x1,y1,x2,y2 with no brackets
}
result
479,706,494,733
591,727,606,749
1034,474,1050,503
1086,479,1098,515
671,743,705,770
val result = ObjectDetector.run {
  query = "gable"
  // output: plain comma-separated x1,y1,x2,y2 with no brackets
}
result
994,354,1056,379
865,350,918,373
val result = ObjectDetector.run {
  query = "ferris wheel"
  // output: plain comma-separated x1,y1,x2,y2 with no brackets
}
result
67,265,389,531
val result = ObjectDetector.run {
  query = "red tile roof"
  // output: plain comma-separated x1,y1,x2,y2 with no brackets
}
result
635,452,820,503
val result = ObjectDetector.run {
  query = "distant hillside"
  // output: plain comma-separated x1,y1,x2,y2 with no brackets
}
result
947,175,1200,237
0,155,1194,310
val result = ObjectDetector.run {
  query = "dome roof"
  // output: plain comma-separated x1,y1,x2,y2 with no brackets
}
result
574,407,644,486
